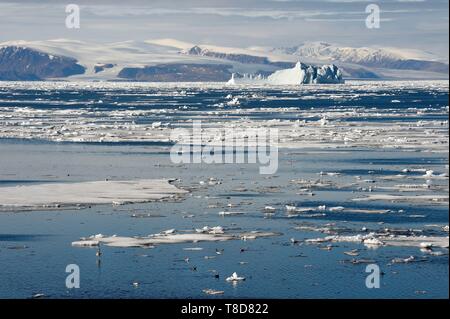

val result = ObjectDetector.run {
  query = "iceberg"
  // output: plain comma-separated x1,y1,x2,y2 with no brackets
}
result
268,61,345,84
227,62,344,85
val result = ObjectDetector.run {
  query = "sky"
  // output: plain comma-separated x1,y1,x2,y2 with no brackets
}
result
0,0,448,59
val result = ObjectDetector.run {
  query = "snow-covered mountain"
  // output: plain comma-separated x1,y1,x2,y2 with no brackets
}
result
272,42,448,74
0,39,447,81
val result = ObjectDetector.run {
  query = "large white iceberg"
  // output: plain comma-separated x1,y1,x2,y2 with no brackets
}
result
228,62,344,85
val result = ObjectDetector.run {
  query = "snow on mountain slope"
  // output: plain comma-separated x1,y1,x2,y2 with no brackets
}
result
273,42,444,63
274,42,398,63
0,39,232,80
272,42,448,74
0,39,290,81
0,38,447,81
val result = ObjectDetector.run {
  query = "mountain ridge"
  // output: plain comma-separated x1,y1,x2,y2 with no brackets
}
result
0,39,448,81
272,42,448,74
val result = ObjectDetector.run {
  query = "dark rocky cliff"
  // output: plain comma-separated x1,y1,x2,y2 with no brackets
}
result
0,46,85,81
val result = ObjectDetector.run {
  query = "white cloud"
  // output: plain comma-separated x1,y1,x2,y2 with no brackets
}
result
0,0,447,58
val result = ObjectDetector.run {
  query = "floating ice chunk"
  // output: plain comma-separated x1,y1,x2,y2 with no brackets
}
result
363,238,384,247
378,236,449,249
391,256,415,264
195,226,224,234
71,240,100,247
424,170,434,177
419,242,434,249
345,209,391,214
353,194,448,204
203,289,224,295
305,237,331,243
285,205,297,212
226,272,245,282
344,250,359,256
209,226,224,234
226,97,240,106
151,122,162,129
73,230,279,248
402,168,427,173
329,206,345,212
90,234,105,239
319,171,340,176
226,74,237,85
422,250,446,256
295,207,316,213
218,211,244,216
112,201,128,206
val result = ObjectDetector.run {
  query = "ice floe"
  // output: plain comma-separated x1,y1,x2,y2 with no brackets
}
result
304,231,448,250
353,194,448,204
72,229,280,248
0,179,187,211
295,221,449,251
203,289,224,295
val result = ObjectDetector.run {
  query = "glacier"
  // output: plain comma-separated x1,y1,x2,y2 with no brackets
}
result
228,62,344,85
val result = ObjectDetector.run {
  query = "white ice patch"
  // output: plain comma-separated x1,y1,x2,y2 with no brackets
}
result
0,179,187,210
72,230,280,248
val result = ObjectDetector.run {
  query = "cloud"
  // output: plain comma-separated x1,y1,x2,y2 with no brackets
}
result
0,0,447,58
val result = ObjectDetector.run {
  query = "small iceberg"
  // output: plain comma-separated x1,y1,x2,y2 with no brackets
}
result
226,97,240,106
226,272,246,282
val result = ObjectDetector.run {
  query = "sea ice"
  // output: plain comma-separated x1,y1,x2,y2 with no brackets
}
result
0,179,187,210
226,272,245,282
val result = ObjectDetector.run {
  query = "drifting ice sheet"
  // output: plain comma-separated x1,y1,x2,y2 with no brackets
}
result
72,231,280,248
0,179,187,210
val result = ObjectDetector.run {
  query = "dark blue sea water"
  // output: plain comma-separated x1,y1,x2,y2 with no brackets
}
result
0,82,448,298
